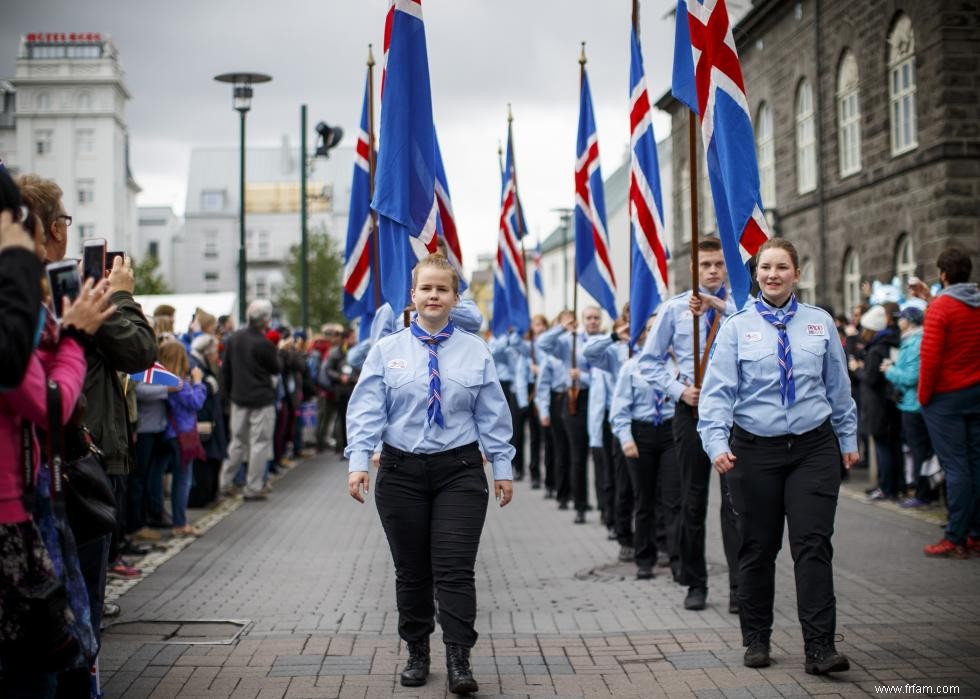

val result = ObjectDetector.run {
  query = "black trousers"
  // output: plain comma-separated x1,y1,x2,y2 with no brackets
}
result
499,381,525,479
672,402,740,591
612,439,635,546
727,421,841,647
561,388,590,512
527,388,542,482
626,420,682,569
548,392,567,495
375,442,489,647
591,414,615,524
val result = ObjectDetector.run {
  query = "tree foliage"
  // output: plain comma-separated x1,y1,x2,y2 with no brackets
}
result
132,255,171,295
276,226,346,330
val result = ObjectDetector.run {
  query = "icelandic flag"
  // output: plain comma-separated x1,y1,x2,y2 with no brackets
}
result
491,126,529,336
532,239,544,296
130,362,181,388
433,135,466,291
342,72,377,329
372,0,440,314
575,68,617,319
629,27,670,346
673,0,770,307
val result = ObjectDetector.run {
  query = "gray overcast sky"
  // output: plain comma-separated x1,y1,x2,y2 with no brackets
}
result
2,0,683,267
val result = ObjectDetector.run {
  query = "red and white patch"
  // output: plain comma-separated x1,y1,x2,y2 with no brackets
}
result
743,331,762,343
806,324,826,336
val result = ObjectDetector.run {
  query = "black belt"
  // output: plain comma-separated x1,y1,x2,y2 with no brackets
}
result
732,419,832,444
381,441,480,461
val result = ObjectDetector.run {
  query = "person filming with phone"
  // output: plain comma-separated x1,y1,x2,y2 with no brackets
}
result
17,173,156,692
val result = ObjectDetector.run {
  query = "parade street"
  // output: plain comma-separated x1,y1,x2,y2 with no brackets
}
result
99,455,980,699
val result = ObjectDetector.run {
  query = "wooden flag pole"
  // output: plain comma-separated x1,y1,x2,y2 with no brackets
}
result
628,0,640,360
689,112,702,388
568,42,587,417
366,44,382,314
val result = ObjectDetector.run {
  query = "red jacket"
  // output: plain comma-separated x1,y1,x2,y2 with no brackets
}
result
0,337,86,524
918,290,980,406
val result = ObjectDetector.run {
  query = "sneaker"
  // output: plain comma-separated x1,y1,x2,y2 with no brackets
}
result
107,562,142,580
900,497,929,508
804,642,850,675
131,527,161,542
103,602,121,618
743,639,771,668
618,545,634,563
923,538,969,559
220,485,242,499
865,488,887,502
172,525,203,538
243,492,268,502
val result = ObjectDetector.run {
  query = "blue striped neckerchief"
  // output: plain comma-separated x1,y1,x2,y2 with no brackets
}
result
753,293,799,406
409,319,455,428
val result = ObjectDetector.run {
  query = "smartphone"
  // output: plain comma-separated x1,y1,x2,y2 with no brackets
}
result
105,250,125,273
46,260,82,320
82,238,106,283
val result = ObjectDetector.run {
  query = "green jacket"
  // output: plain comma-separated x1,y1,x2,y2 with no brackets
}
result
81,291,156,475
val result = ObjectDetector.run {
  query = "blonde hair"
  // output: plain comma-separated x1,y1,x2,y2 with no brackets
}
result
158,340,189,378
756,238,800,270
411,253,459,294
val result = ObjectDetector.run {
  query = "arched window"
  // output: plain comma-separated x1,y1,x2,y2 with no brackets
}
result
37,92,50,111
895,234,916,287
77,92,91,110
796,80,816,194
843,249,862,312
888,14,917,155
756,103,776,207
799,258,816,304
837,51,862,177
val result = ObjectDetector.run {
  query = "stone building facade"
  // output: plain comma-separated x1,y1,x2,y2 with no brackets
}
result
658,0,979,314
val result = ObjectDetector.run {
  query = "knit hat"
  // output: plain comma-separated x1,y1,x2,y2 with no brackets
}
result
265,329,281,345
859,305,887,333
899,306,924,326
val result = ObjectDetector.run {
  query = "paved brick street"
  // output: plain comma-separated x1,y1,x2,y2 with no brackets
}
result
100,454,980,698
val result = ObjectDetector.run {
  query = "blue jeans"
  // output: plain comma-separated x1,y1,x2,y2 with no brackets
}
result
922,383,980,545
168,440,193,527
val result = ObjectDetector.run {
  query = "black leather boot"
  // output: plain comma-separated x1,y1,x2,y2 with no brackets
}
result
445,643,478,694
399,639,430,687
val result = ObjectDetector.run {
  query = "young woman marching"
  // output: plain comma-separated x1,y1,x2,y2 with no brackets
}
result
345,254,514,695
698,238,859,675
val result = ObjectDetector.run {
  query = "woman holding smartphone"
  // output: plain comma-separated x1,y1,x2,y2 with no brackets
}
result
345,254,513,695
698,239,858,676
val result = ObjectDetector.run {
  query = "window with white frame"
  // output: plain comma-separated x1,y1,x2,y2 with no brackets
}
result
257,230,270,258
799,258,816,304
837,51,862,177
796,80,817,194
77,179,94,205
254,276,268,299
200,190,225,212
148,241,159,260
888,14,917,155
35,129,53,155
78,224,95,240
756,103,776,208
76,128,94,155
37,93,50,111
77,92,91,110
843,250,861,312
203,271,219,292
203,229,218,259
895,234,916,287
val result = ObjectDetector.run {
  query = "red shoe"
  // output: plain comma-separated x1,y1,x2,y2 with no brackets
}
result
968,537,980,556
923,538,969,559
107,562,143,580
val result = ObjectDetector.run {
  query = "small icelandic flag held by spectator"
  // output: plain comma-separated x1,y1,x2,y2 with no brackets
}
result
129,362,181,387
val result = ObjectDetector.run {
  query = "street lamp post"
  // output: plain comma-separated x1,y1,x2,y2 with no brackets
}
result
214,72,272,325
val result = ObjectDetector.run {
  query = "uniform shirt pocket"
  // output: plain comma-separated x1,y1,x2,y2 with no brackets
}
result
445,369,484,414
739,346,776,385
796,339,827,377
383,367,416,389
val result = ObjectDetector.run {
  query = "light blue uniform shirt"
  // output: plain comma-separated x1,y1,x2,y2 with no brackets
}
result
638,289,737,402
346,339,371,370
370,298,484,347
536,325,593,389
488,333,518,383
512,351,530,409
697,299,858,462
533,353,569,420
587,368,613,448
610,356,677,447
583,334,630,378
345,328,516,480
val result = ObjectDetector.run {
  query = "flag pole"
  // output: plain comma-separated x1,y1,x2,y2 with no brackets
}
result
367,44,382,313
508,104,533,337
689,113,702,387
629,0,640,359
568,42,586,417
